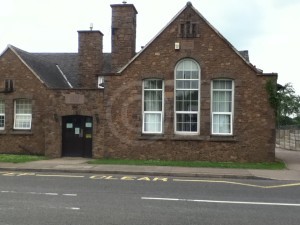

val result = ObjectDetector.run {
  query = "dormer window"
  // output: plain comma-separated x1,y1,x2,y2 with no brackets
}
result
179,21,199,38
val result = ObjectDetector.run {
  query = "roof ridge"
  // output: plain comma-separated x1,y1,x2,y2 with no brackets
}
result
117,2,261,74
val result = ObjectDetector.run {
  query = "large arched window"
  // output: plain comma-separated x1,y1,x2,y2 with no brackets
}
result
175,59,200,134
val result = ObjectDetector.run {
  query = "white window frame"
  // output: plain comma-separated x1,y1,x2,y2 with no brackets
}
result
211,79,234,135
142,79,164,134
0,100,4,130
14,99,32,130
174,59,200,135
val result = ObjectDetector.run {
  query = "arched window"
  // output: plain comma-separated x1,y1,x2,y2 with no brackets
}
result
175,59,200,134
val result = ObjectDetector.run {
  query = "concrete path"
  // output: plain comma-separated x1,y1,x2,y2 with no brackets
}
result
0,148,299,181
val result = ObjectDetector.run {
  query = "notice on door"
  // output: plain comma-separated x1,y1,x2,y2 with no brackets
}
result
75,128,80,135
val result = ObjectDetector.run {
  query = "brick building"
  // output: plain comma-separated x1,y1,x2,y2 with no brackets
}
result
0,2,277,162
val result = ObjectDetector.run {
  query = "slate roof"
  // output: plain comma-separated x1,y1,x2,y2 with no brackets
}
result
9,45,112,89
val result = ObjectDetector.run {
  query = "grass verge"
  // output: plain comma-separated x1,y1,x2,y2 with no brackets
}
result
0,154,47,163
88,159,285,170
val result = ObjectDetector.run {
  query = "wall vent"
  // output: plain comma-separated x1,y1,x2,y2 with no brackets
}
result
4,79,14,93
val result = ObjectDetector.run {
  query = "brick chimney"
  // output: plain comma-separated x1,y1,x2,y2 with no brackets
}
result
111,3,138,72
78,30,103,88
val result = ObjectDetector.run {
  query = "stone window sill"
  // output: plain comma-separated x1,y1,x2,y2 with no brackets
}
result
10,130,33,135
139,134,167,140
209,135,237,142
171,135,207,141
139,134,238,142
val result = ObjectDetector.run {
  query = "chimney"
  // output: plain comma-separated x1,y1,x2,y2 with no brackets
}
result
78,30,103,88
111,3,138,72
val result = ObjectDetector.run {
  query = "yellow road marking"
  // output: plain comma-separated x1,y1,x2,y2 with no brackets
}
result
1,171,300,189
173,178,300,189
35,174,84,178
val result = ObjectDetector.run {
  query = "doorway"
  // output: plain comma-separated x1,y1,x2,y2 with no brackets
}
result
62,115,93,157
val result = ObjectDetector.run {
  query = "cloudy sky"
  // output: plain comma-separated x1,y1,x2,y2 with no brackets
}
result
1,0,300,93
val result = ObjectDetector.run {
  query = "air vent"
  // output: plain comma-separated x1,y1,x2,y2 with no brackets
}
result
4,80,14,93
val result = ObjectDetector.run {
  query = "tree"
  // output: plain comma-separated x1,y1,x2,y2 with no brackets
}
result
276,83,300,126
266,81,300,126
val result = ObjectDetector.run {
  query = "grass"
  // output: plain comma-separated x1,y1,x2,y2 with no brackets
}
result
0,154,47,163
88,158,286,170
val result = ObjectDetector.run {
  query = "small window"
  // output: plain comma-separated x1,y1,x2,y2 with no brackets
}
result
179,21,198,38
143,79,164,133
14,99,32,130
0,100,4,130
211,79,234,135
98,76,104,89
4,79,14,92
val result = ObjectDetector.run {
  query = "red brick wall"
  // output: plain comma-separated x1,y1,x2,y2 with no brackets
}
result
0,48,105,158
0,48,48,154
103,6,276,162
78,31,103,88
111,4,137,72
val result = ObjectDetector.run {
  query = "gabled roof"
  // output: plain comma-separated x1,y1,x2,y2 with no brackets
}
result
7,45,112,89
118,2,261,74
9,45,76,88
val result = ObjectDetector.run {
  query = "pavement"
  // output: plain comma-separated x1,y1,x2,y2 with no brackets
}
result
0,148,300,181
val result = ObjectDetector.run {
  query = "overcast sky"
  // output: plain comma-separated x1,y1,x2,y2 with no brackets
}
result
1,0,299,93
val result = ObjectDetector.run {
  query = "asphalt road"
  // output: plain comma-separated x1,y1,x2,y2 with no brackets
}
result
0,171,300,225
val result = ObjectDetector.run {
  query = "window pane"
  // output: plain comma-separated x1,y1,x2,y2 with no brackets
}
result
184,71,191,79
16,99,32,114
144,113,161,132
0,100,4,113
144,91,162,111
191,71,198,79
156,80,162,89
213,114,231,134
144,79,163,90
176,113,197,132
191,81,198,89
0,115,4,128
176,80,184,89
213,91,231,113
184,80,190,89
15,115,31,129
176,71,184,79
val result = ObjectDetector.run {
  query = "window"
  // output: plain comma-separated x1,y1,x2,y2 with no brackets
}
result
98,76,104,89
175,59,200,134
212,79,234,135
143,79,164,133
179,21,198,38
14,99,32,130
0,100,4,130
4,79,14,92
